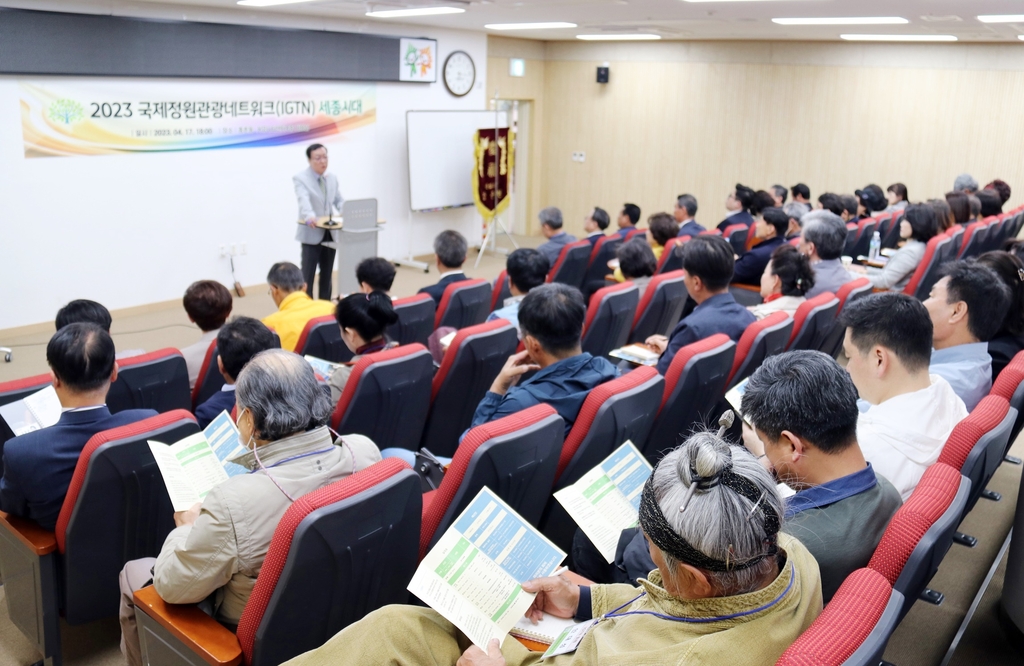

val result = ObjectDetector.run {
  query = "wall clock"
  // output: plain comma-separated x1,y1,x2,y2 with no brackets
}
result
443,50,476,97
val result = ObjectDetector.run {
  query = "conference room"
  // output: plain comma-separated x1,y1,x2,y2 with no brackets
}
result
2,1,1024,665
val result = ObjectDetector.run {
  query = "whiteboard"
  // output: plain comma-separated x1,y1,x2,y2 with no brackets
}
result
407,110,508,212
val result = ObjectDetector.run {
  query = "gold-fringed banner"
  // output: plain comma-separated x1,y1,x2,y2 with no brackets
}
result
472,128,514,221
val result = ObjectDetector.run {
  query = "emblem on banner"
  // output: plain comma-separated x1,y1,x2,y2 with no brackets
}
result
472,128,514,221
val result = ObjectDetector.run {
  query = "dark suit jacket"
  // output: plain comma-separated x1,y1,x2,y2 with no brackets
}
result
195,388,236,429
717,211,754,233
677,220,706,238
585,232,605,246
0,406,157,530
614,227,637,239
657,292,755,375
418,272,469,306
732,236,786,285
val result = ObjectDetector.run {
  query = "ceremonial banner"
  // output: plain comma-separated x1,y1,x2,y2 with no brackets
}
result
18,79,376,158
472,128,514,221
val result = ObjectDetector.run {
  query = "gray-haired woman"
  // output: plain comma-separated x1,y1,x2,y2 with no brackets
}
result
283,432,822,666
118,349,381,666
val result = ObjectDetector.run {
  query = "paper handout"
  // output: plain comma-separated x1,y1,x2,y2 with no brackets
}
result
148,411,248,511
304,355,341,380
608,344,660,367
553,441,653,564
408,487,566,649
0,385,62,437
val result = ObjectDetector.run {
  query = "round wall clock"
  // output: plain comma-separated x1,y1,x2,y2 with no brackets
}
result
443,50,476,97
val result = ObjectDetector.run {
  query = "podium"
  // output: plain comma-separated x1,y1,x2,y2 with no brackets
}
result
299,200,383,297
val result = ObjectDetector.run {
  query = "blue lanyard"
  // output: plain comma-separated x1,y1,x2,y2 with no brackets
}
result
248,446,336,472
601,562,794,624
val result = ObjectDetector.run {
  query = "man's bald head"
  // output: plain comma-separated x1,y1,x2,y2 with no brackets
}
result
46,323,116,393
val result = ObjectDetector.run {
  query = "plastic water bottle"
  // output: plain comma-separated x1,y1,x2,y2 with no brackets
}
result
868,231,881,261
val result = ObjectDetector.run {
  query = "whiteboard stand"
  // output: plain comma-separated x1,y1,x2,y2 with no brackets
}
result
393,217,430,273
475,214,518,268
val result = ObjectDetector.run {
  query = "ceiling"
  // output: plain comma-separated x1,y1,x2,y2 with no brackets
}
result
104,0,1024,42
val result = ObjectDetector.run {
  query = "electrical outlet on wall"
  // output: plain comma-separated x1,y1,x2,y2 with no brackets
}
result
219,245,227,258
571,151,586,163
240,242,247,256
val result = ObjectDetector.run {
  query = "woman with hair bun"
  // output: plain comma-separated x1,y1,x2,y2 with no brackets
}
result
749,245,815,319
327,290,399,403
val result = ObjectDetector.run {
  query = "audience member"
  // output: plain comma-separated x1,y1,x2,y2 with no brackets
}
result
791,182,811,205
56,299,112,332
771,184,788,206
194,317,278,428
924,260,1010,410
945,190,970,226
783,202,808,239
732,206,788,285
674,194,704,237
839,194,859,222
616,238,657,298
886,183,909,212
840,293,967,500
646,212,679,260
749,245,814,319
582,207,611,245
118,349,381,666
298,432,821,666
0,324,157,530
355,257,396,294
536,206,577,265
817,192,845,217
798,210,855,298
929,198,956,233
615,203,642,238
862,204,938,292
855,185,886,218
977,251,1024,381
954,173,978,194
328,291,399,404
750,190,777,219
716,183,755,232
977,188,1004,217
968,194,982,221
487,248,550,335
180,280,233,389
262,262,334,352
647,236,755,375
417,230,469,305
986,179,1011,206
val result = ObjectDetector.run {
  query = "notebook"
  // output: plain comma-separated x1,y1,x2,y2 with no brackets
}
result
510,613,580,645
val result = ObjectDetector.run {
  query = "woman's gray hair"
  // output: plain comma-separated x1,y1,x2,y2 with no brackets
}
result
649,432,784,596
235,349,332,441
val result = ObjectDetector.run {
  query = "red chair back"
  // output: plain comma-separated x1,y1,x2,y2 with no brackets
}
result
958,220,986,258
0,372,52,408
582,236,623,293
547,240,593,289
581,282,640,358
723,224,749,255
787,292,839,351
107,348,191,414
726,312,793,388
937,394,1014,514
655,237,687,274
629,270,688,343
903,234,951,300
389,294,435,346
491,270,512,311
190,340,225,410
625,228,646,241
294,315,353,365
435,279,492,329
819,278,872,357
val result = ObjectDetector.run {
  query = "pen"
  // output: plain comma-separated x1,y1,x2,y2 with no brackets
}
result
552,566,569,577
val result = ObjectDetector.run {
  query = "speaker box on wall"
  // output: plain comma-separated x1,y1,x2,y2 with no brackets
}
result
596,66,609,83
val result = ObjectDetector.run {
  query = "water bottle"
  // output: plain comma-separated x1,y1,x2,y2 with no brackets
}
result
868,231,881,261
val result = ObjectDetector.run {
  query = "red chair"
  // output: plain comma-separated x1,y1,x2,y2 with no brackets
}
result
723,223,750,256
848,218,879,259
420,320,519,457
957,220,987,258
937,395,1015,517
107,348,191,414
841,222,859,257
541,367,663,552
655,237,687,274
726,312,793,389
134,459,422,666
990,349,1024,446
981,215,1006,253
699,229,722,236
190,340,225,411
0,411,199,666
0,372,51,408
866,462,968,617
388,294,435,346
330,344,434,452
547,240,592,290
643,335,736,463
419,404,564,559
788,236,800,247
775,568,902,666
943,225,965,260
294,315,354,365
902,234,951,300
820,278,873,358
581,235,623,297
490,270,512,311
628,270,688,343
434,279,492,330
787,292,839,351
881,210,905,249
625,228,647,242
581,283,640,358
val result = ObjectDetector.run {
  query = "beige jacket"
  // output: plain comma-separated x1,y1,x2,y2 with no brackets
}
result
152,426,381,625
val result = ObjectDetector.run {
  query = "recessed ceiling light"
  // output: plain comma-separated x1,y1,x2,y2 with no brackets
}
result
365,7,466,18
484,22,577,30
840,34,957,42
237,0,317,6
576,34,662,41
977,15,1024,24
1019,35,1024,41
773,17,908,26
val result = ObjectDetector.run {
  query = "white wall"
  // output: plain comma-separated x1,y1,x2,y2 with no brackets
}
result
0,12,487,329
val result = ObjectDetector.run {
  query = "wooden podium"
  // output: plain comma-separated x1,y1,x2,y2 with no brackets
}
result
298,198,383,296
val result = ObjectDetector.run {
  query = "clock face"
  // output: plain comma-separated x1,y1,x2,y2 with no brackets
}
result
444,51,476,97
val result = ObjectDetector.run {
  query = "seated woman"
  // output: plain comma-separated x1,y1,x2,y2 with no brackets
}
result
283,432,823,666
616,238,657,298
749,245,815,319
328,291,399,404
977,250,1024,381
886,183,909,212
859,203,937,292
613,213,677,282
118,350,381,666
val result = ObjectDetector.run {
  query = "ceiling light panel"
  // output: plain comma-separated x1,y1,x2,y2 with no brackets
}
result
576,34,662,41
237,0,317,6
977,15,1024,24
840,34,957,42
366,7,466,18
773,17,908,26
484,22,577,30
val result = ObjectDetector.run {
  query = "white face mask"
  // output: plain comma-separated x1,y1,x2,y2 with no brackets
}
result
236,407,295,502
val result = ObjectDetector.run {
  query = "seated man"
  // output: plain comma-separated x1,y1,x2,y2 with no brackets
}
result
355,256,396,295
487,248,550,335
841,293,968,500
285,432,822,666
536,207,577,266
55,299,145,359
180,280,233,389
418,230,470,305
924,260,1011,411
194,317,279,429
470,283,617,437
118,350,381,666
798,209,856,298
731,206,788,285
674,193,705,238
646,235,755,375
614,202,641,238
783,201,809,240
582,206,610,245
0,324,156,530
716,183,755,232
262,261,335,352
791,182,812,206
575,351,901,603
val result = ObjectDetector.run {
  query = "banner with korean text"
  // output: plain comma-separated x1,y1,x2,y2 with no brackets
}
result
18,79,376,158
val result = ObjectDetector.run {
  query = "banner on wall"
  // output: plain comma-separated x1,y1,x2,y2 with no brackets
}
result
18,79,376,158
472,128,514,221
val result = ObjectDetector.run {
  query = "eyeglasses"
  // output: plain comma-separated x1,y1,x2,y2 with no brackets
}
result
311,154,328,162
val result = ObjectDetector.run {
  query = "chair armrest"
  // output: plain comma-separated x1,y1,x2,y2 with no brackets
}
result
0,511,57,555
133,586,242,666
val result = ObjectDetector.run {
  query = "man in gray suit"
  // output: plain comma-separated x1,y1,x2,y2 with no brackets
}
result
294,143,344,300
536,207,576,266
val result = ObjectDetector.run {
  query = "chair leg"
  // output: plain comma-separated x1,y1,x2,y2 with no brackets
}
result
954,532,978,547
1005,455,1022,465
919,588,944,605
981,489,1002,501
